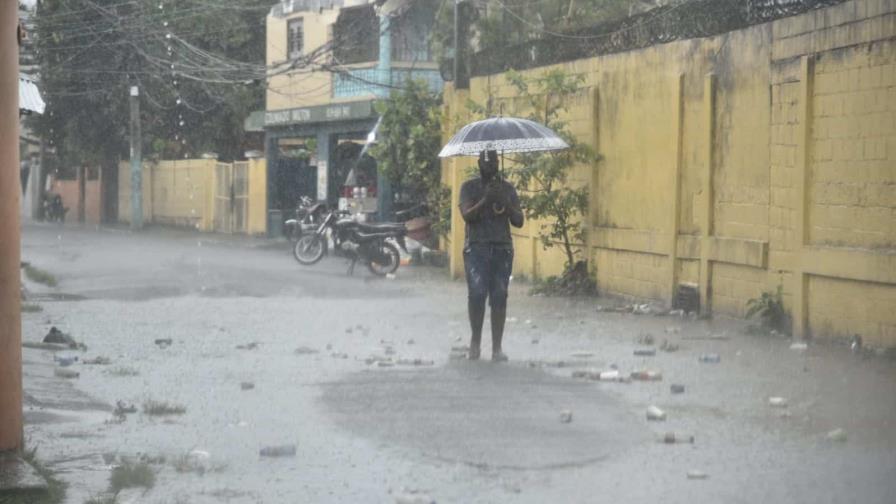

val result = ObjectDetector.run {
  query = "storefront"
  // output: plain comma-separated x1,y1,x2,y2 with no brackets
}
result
262,99,390,236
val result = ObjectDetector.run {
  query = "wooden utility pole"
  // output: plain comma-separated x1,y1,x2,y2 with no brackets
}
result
1,0,24,452
129,85,142,229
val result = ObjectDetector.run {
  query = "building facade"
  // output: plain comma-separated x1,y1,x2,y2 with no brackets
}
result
263,0,442,232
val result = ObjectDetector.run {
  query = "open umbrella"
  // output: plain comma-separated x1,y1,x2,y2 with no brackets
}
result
438,116,569,158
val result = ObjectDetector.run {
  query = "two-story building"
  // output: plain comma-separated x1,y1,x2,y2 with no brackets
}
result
260,0,442,232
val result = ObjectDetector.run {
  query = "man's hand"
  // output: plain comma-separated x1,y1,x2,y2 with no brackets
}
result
485,181,507,206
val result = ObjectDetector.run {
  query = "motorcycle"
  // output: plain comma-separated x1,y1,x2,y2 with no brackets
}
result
292,209,408,276
284,196,325,242
41,193,68,223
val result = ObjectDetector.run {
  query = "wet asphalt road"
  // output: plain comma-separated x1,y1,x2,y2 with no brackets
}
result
19,223,896,504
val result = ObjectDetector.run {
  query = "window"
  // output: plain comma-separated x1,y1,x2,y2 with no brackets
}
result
288,18,303,60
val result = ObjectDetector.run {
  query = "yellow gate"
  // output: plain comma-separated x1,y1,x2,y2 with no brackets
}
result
232,162,249,234
214,162,249,234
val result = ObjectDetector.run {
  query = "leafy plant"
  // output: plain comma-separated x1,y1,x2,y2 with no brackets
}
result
504,69,597,271
109,461,155,494
23,264,58,287
746,285,791,334
371,80,451,241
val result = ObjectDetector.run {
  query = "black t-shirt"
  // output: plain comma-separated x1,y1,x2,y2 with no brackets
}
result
459,177,520,247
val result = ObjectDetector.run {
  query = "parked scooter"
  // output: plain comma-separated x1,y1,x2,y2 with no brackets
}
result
292,208,408,276
41,193,68,223
284,196,325,242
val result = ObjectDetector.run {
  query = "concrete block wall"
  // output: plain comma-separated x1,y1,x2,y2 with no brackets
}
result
443,0,896,347
118,158,267,235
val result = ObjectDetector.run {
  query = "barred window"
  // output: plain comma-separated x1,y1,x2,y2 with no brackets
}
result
288,18,303,60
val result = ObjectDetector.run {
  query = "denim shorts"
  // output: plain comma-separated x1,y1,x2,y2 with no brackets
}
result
463,243,514,310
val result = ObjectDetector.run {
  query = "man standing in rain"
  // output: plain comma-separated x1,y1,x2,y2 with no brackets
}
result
459,149,524,361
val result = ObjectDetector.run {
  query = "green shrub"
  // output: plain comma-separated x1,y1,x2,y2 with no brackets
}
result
746,285,791,334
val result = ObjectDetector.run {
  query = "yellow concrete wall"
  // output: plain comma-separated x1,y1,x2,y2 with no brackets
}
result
443,0,896,347
247,158,268,235
266,9,342,111
118,158,266,235
149,159,215,231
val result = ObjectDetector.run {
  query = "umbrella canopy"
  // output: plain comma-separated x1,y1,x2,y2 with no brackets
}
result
438,116,569,157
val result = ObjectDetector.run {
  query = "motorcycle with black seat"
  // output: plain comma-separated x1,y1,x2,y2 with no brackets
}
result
292,208,408,276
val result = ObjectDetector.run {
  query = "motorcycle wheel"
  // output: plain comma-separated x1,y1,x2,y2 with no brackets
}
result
367,241,401,276
293,235,326,265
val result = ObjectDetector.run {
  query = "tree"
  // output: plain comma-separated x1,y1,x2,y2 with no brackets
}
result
504,69,595,271
371,80,450,241
432,0,641,66
28,0,272,174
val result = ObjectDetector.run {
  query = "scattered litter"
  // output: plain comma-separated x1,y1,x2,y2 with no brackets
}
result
240,382,255,391
235,342,259,350
54,368,79,379
634,348,656,357
790,342,808,351
43,327,79,348
345,327,353,334
525,319,532,325
531,338,540,344
698,353,721,363
259,445,297,458
646,405,666,421
826,428,847,442
365,355,391,365
570,351,594,358
660,339,679,352
294,346,319,355
114,401,137,418
559,410,573,423
384,346,396,356
377,361,395,367
325,344,333,351
687,470,708,480
407,339,415,345
83,356,111,365
599,370,623,381
768,397,788,407
330,352,349,359
670,384,685,394
632,304,653,315
631,370,663,381
54,355,78,367
396,358,434,367
636,333,655,345
664,326,681,335
662,432,694,444
507,317,518,323
668,309,685,317
154,338,173,348
385,273,396,280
